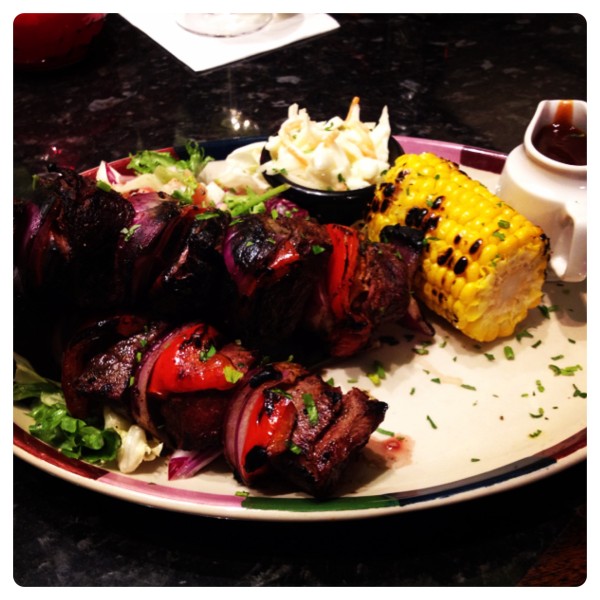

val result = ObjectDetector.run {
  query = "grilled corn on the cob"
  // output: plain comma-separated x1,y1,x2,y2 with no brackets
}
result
365,152,550,342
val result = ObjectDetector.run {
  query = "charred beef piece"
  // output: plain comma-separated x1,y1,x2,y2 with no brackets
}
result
223,361,387,497
305,223,431,357
379,224,436,336
19,166,135,309
220,212,331,351
62,315,168,419
145,207,230,322
273,386,386,497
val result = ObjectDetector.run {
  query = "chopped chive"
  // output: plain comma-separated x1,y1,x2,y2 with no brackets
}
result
538,305,559,319
288,442,303,455
461,384,476,391
426,415,438,429
573,384,587,398
503,346,515,360
376,427,395,437
516,329,533,342
412,346,430,356
302,393,319,426
529,407,545,419
367,360,386,386
529,429,542,438
549,364,582,376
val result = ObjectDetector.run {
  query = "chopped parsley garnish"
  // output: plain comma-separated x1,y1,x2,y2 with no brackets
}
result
120,224,141,242
223,365,244,384
199,345,217,362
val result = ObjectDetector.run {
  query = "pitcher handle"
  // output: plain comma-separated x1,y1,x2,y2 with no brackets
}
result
549,203,587,282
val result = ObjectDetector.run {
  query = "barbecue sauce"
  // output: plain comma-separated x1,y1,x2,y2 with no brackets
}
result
532,102,586,166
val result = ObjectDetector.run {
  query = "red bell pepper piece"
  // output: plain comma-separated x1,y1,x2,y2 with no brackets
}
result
325,223,360,320
147,323,252,397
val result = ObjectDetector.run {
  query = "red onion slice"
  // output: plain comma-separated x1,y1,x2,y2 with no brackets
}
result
167,448,223,480
130,327,180,442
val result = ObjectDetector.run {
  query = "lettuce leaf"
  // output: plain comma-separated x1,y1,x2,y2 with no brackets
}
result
13,353,121,464
125,141,213,205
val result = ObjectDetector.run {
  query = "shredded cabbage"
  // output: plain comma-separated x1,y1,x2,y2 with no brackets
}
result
103,407,163,474
261,97,391,191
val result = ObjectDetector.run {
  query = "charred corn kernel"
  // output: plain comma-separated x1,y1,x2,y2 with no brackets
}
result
366,152,550,342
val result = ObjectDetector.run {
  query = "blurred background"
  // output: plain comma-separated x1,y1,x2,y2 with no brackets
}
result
13,13,586,191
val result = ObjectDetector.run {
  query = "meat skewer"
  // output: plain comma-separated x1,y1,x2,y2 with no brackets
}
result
14,163,428,496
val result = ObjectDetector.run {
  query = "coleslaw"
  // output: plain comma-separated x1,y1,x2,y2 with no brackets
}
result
260,97,392,191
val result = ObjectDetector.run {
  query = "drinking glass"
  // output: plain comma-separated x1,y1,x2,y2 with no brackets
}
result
176,13,273,37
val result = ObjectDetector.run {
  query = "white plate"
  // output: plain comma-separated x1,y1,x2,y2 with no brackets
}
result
13,136,587,522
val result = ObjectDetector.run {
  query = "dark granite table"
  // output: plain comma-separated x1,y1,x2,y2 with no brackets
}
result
13,13,587,587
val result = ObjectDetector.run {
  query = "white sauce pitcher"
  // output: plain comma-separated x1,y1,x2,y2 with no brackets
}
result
496,99,587,282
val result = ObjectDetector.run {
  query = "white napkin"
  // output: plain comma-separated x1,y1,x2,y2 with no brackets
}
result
120,13,340,72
